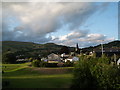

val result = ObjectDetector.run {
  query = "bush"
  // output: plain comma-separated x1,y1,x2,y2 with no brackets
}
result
32,59,40,67
64,60,74,67
71,56,98,88
71,55,120,89
45,63,58,67
2,51,16,64
57,62,64,67
29,58,33,62
39,61,47,67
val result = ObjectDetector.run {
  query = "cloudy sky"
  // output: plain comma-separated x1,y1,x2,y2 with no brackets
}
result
2,2,118,48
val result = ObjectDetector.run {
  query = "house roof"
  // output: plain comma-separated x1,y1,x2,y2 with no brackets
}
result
48,53,58,56
48,53,60,60
67,56,73,59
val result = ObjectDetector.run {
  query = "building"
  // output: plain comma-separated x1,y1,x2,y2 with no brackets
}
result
41,58,48,62
117,58,120,65
65,56,79,62
75,43,80,54
47,53,61,63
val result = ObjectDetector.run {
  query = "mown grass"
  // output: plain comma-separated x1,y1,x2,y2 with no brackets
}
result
2,63,73,88
2,62,30,72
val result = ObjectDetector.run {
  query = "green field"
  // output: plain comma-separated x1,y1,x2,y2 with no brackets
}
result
2,63,73,88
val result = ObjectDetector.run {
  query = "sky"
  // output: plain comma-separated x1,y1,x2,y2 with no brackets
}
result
2,2,118,48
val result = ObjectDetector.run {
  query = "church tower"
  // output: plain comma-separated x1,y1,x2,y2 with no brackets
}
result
75,43,80,54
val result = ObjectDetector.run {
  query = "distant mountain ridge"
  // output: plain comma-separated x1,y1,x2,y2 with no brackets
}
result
82,40,120,52
2,41,74,57
2,40,120,57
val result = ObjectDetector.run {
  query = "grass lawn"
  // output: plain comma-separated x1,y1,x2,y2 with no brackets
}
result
2,63,73,88
2,62,30,72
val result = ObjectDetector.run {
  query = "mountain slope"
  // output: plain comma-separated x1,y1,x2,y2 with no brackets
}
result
82,40,120,52
2,41,74,57
2,40,120,57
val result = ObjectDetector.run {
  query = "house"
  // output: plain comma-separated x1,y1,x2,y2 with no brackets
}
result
65,56,79,62
41,58,48,62
117,58,120,65
72,56,79,61
61,53,70,61
16,59,25,62
16,59,28,63
47,53,61,63
65,56,73,62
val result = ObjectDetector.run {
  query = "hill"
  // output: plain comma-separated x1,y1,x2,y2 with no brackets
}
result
82,40,120,52
2,40,120,58
2,41,74,58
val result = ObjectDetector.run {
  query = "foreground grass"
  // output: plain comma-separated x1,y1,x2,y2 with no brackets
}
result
2,63,73,88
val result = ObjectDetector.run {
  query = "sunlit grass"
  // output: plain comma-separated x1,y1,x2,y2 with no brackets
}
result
2,63,73,88
2,62,31,72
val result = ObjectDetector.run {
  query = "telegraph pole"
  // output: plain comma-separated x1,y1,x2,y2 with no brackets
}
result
114,53,117,64
101,40,104,57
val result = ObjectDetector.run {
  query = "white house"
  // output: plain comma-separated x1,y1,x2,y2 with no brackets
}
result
117,58,120,65
61,53,69,58
65,56,79,62
61,53,65,57
41,58,48,62
72,56,79,61
65,56,73,62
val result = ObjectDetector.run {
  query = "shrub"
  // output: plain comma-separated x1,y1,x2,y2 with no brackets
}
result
71,55,120,89
29,58,33,62
39,61,47,67
57,62,64,67
71,56,98,88
99,54,110,64
45,63,58,67
64,60,74,67
32,59,40,67
2,51,16,64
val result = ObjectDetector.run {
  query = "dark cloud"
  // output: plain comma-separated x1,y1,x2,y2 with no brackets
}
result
2,3,98,41
2,2,113,47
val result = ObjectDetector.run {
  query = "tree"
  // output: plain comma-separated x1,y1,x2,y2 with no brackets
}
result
71,55,120,89
60,46,70,54
2,51,16,64
71,56,98,88
32,59,40,67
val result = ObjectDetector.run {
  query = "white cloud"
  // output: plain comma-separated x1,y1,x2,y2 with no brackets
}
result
51,32,115,47
59,35,68,41
58,30,88,41
2,2,113,47
67,30,88,39
86,33,106,41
